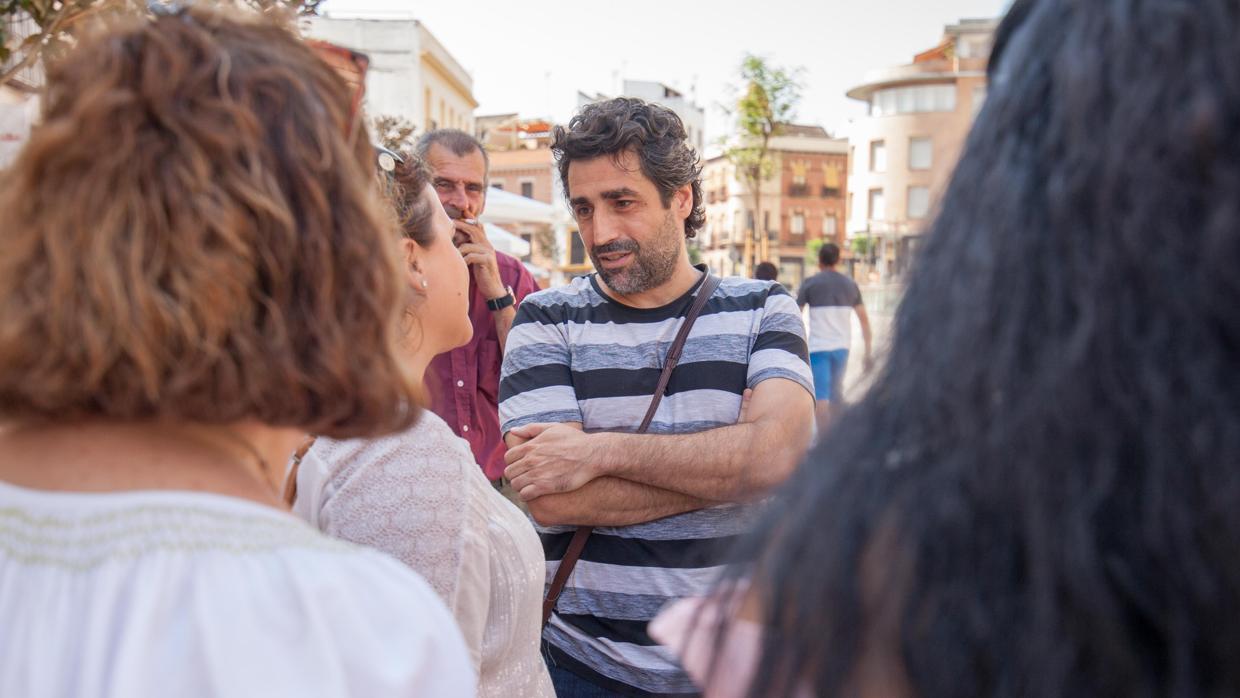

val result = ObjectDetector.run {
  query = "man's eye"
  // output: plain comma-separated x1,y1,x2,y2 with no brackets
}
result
434,181,453,190
615,200,634,209
574,206,592,218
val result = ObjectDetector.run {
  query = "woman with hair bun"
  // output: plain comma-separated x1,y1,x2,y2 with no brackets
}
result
0,8,472,697
292,150,554,698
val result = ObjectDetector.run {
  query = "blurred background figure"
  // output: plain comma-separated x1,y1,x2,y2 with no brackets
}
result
0,8,472,697
654,0,1240,696
797,242,873,427
292,152,553,698
753,261,781,285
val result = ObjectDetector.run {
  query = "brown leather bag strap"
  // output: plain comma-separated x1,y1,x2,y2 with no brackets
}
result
281,436,317,508
542,273,721,627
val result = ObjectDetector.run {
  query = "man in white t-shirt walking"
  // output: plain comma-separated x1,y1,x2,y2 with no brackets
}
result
797,242,873,426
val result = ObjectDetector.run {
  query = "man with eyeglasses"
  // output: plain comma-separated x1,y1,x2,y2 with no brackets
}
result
417,130,540,485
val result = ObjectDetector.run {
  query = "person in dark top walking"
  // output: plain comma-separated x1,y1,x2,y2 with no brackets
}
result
796,243,872,426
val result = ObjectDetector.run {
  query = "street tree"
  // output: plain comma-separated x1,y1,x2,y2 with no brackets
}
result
723,54,802,274
1,0,321,87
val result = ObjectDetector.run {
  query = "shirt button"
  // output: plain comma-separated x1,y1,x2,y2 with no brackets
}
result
462,425,470,433
456,380,465,388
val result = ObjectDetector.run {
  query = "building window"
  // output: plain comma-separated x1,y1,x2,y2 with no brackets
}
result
521,181,534,198
869,140,886,173
491,182,505,190
789,160,809,197
868,188,886,221
791,212,805,235
957,35,992,59
869,84,957,116
908,186,931,219
822,163,841,197
763,211,771,234
570,231,586,265
823,215,838,236
909,137,933,170
848,146,855,174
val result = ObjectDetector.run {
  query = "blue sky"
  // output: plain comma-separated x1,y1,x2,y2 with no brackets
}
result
324,0,1011,142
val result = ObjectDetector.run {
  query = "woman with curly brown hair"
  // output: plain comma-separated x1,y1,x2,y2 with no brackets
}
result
292,152,554,698
0,7,472,697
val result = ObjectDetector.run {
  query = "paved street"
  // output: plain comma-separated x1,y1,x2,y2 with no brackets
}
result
841,283,900,404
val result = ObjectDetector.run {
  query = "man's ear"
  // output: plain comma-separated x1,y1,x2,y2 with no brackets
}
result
673,183,694,221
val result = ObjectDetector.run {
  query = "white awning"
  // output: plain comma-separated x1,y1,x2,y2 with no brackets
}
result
485,223,530,258
480,188,555,225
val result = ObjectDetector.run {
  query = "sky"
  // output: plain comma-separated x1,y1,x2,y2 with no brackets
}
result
322,0,1011,146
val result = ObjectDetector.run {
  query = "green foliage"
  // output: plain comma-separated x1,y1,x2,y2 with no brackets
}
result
721,54,802,270
2,0,320,86
534,226,561,265
850,234,874,258
687,240,703,265
371,114,417,153
805,238,824,267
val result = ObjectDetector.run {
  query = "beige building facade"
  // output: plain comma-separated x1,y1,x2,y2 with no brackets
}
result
845,18,996,280
306,16,477,136
701,126,848,292
478,116,582,283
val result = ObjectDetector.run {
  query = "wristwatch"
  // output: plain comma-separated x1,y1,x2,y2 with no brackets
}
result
486,286,515,312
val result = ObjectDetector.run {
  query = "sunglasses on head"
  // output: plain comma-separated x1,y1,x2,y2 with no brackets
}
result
306,40,370,138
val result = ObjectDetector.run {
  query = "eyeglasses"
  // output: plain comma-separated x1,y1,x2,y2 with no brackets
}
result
306,40,370,138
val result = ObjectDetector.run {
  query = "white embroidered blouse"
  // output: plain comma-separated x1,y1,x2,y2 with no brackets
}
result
294,410,553,698
0,480,475,698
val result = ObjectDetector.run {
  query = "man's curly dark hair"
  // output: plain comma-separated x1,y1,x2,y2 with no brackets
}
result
552,97,705,238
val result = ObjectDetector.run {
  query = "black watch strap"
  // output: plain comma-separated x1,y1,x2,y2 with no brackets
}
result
486,291,515,312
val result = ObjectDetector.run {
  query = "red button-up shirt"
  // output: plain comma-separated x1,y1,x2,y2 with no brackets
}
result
427,251,540,480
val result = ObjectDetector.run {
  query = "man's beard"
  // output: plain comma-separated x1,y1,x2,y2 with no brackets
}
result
590,211,682,296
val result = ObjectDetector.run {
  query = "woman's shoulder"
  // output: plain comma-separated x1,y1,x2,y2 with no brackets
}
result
306,411,478,486
180,519,477,695
0,488,477,697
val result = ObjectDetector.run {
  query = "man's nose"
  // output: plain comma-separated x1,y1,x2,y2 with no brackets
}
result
590,208,622,246
442,184,469,212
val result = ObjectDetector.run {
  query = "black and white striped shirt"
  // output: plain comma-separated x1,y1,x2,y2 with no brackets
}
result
499,269,812,696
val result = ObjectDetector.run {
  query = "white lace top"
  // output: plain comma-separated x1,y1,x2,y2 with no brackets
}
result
294,411,553,698
0,481,474,698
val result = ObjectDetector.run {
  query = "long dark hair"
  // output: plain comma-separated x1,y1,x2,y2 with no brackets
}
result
718,0,1240,696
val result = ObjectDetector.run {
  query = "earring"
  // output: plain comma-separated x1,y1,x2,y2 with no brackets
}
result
421,280,428,289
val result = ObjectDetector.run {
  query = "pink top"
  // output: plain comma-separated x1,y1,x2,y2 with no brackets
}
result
650,589,812,698
427,251,540,480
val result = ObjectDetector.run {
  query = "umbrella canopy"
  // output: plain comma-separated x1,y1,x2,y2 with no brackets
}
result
485,223,530,258
480,188,555,225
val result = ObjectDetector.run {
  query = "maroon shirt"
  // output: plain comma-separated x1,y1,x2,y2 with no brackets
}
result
427,251,540,480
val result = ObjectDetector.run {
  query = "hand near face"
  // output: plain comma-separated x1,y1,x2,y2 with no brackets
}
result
451,215,505,300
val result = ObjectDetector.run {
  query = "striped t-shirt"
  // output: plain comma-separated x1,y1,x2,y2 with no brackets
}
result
498,269,812,696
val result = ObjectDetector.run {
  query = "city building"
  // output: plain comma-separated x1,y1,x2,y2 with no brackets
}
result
306,16,477,135
476,115,578,284
845,17,997,280
578,79,705,155
700,125,848,292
